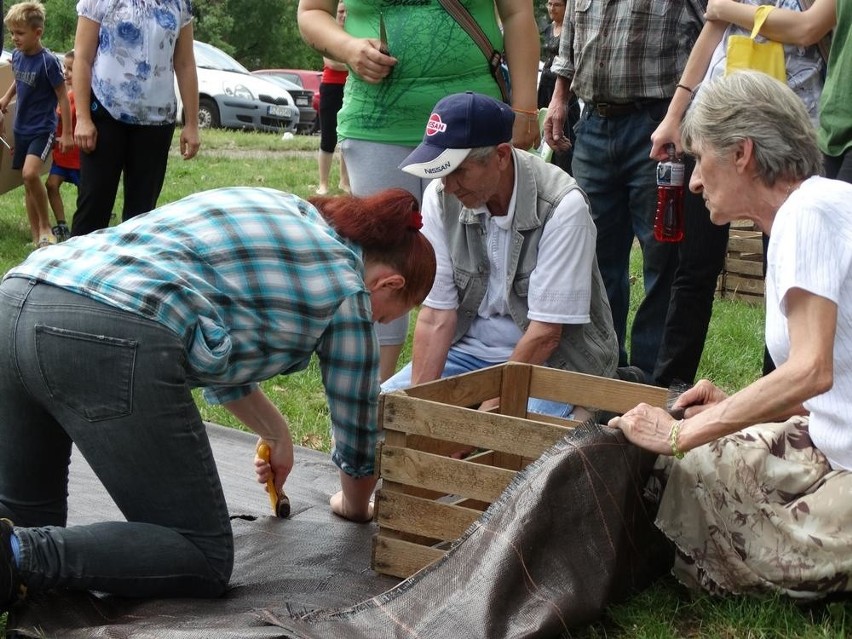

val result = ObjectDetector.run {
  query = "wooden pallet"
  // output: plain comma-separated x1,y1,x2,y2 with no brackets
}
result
717,225,764,305
371,363,668,579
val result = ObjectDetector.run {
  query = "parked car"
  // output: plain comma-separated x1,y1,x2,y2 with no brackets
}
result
253,69,322,131
177,41,299,134
251,72,317,135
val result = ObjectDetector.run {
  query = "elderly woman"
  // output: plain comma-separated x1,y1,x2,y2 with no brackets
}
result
0,187,435,611
614,71,852,598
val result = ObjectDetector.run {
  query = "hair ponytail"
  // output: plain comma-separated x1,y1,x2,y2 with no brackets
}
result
309,189,436,305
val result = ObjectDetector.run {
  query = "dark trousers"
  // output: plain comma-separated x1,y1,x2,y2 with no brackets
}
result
71,109,175,236
824,150,852,183
653,157,729,387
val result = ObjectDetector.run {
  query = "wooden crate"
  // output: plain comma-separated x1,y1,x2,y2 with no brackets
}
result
371,363,668,579
717,225,764,304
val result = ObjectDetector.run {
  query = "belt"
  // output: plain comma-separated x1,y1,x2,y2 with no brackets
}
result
586,99,667,118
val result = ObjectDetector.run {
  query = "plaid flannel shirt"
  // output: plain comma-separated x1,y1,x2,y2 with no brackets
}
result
6,187,381,477
552,0,706,103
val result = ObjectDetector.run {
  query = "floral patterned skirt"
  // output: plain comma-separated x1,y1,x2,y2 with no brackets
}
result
654,416,852,599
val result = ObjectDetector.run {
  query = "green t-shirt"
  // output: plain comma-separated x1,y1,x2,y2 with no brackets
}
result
340,0,504,146
817,0,852,157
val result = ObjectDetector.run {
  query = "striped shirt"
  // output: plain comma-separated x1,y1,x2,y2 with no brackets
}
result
6,187,380,477
552,0,705,103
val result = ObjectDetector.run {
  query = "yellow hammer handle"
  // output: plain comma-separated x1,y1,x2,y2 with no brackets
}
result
256,442,278,514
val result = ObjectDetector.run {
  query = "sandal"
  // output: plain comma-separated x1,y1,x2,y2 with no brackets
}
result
36,236,53,248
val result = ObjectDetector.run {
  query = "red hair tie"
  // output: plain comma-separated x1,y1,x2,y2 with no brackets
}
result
409,211,423,231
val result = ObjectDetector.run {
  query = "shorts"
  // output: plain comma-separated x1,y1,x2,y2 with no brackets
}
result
12,131,55,170
48,163,81,186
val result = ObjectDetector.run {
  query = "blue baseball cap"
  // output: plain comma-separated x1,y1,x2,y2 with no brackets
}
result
399,92,515,179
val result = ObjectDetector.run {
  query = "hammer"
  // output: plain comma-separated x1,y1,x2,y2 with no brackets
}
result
256,441,291,518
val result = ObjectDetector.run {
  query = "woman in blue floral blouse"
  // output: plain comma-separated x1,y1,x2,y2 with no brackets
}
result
70,0,200,236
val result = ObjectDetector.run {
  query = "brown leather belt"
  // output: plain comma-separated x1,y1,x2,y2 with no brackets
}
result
587,99,667,118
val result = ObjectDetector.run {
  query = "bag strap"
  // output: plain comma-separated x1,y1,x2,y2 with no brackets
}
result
797,0,832,66
750,5,777,40
435,0,510,103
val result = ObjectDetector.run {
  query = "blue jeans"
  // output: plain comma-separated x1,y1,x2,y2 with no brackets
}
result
0,278,233,598
382,348,573,418
572,103,679,376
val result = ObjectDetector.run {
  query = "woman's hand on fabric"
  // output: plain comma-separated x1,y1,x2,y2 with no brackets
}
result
673,379,728,417
608,403,678,455
345,38,397,84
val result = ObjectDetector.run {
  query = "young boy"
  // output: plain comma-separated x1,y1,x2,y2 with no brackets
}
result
0,1,72,248
45,50,78,242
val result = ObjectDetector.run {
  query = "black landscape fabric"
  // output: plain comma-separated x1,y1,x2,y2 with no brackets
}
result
8,421,671,638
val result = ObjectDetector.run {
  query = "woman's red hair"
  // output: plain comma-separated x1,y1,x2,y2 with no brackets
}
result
309,189,436,305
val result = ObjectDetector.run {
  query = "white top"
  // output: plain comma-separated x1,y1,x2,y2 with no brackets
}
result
421,172,597,362
77,0,193,124
766,176,852,470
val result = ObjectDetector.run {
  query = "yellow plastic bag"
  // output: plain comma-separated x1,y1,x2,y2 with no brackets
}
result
725,5,786,82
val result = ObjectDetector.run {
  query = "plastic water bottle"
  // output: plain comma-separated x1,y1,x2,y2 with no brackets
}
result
654,143,685,243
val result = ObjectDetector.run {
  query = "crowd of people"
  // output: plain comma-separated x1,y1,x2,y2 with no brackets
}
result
2,0,852,626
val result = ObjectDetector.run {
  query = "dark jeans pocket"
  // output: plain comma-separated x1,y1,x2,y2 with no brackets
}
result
35,324,137,421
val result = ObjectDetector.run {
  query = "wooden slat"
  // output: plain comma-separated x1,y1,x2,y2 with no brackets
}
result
724,274,764,295
499,361,531,418
526,368,668,413
726,257,764,278
375,491,480,541
380,446,516,502
382,394,570,458
372,535,445,579
391,365,504,405
727,233,763,254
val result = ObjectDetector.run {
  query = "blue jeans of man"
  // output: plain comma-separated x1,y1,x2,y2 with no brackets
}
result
0,278,233,598
572,103,679,376
382,348,574,418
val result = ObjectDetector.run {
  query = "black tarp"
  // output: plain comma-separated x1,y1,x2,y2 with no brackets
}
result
7,421,671,638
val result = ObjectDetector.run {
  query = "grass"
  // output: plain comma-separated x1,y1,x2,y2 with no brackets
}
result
2,127,849,637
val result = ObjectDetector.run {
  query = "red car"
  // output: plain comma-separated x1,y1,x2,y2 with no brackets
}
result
253,69,322,132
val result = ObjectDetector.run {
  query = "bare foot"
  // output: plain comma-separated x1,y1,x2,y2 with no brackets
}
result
329,490,374,523
315,185,329,195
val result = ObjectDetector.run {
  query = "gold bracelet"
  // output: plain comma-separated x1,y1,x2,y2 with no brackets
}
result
512,107,539,117
668,419,685,459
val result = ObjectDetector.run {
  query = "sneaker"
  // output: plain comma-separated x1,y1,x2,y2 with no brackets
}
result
1,518,26,613
52,222,71,242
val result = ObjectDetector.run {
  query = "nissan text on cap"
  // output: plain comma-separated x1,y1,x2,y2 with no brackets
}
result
399,92,515,179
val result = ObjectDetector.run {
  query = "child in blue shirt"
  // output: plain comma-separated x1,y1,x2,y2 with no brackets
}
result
0,1,73,248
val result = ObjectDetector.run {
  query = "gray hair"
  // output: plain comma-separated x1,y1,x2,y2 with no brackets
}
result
681,71,823,186
466,146,498,163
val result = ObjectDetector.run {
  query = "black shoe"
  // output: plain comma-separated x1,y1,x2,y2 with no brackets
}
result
1,518,26,613
52,222,71,242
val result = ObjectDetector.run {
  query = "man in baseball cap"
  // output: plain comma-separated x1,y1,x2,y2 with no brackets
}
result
385,92,619,420
399,91,515,179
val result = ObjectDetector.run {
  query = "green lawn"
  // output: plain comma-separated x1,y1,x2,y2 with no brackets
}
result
1,128,849,637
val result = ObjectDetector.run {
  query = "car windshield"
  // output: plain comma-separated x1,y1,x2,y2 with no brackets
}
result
256,75,302,91
194,42,249,74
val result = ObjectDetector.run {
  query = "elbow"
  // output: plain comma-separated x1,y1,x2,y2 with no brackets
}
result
810,366,834,397
795,25,829,47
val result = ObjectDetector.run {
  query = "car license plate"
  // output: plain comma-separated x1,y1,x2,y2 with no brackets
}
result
268,105,289,117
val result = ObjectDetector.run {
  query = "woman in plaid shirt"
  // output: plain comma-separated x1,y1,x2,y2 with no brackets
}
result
0,186,435,608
